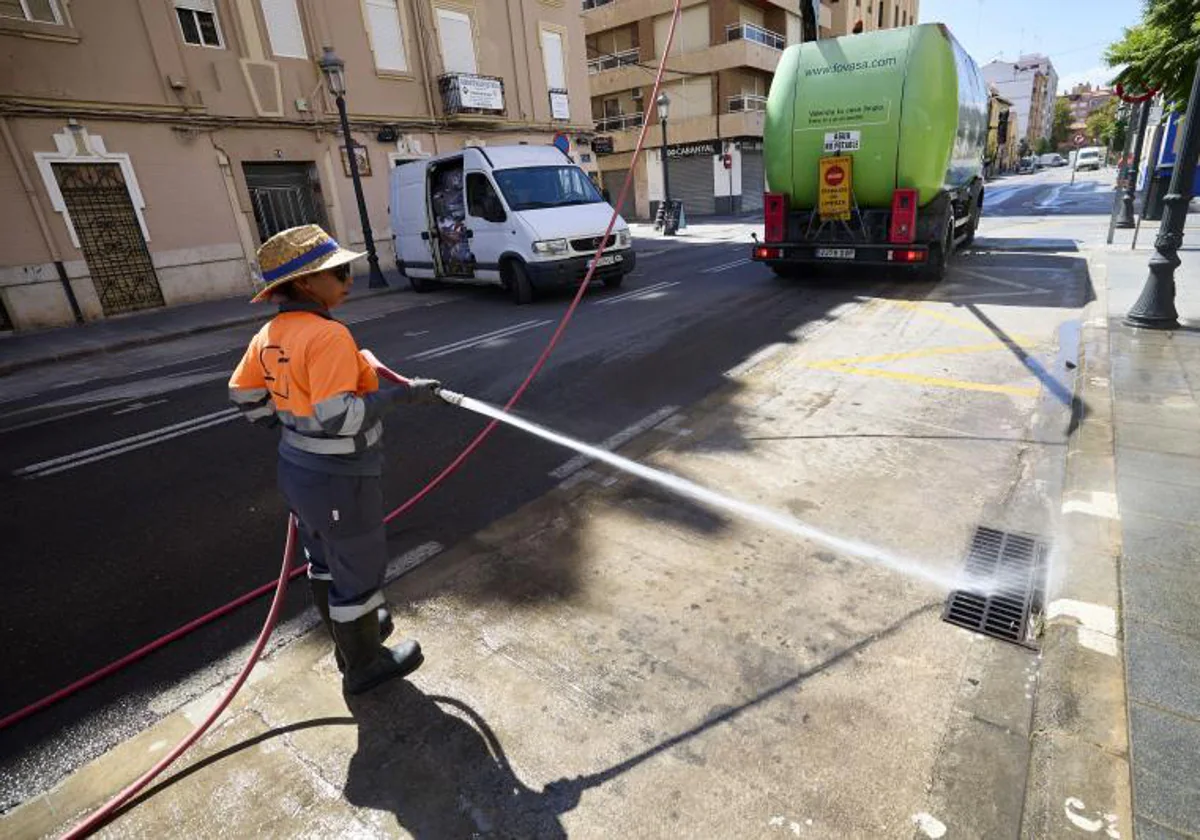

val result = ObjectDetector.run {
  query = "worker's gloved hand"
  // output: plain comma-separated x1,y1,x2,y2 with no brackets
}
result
404,378,443,405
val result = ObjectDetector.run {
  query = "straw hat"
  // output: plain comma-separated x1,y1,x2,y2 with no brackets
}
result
251,224,365,303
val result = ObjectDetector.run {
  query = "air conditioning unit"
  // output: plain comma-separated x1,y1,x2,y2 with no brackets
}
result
631,87,643,100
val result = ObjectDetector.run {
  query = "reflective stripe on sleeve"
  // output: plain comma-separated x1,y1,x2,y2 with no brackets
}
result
229,387,270,406
313,392,366,437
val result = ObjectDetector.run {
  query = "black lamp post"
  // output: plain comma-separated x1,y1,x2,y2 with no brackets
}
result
657,91,673,236
319,46,387,289
1115,99,1150,229
1126,59,1200,330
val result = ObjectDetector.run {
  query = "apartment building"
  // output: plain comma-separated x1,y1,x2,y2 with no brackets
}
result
583,0,918,221
982,54,1059,146
0,0,592,331
1064,83,1115,143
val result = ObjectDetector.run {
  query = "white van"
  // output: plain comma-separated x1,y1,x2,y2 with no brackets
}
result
1074,147,1103,171
390,145,635,303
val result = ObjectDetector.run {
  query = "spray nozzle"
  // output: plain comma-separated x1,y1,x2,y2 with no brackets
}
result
436,388,465,407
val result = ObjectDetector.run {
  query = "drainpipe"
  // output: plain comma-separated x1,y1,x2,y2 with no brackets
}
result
410,0,438,122
505,0,526,120
0,117,84,324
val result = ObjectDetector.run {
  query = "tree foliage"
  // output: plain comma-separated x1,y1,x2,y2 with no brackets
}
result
1036,137,1053,155
1106,0,1200,109
1052,99,1073,146
1086,98,1126,149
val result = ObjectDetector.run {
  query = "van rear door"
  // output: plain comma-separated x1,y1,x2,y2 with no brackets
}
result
392,162,436,279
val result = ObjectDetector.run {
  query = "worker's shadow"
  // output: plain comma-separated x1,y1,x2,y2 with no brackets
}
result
343,681,579,838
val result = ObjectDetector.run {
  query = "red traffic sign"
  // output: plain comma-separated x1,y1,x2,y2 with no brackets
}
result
824,165,846,186
1073,133,1086,146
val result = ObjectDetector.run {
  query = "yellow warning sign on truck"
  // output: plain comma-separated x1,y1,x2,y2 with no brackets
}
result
818,156,853,221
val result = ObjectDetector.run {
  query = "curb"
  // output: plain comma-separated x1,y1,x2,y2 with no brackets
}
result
1021,255,1133,839
0,287,403,378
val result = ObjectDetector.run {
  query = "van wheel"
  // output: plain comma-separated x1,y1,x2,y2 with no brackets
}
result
924,213,955,282
408,272,431,293
505,260,534,305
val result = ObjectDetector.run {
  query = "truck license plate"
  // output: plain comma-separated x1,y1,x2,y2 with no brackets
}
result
815,248,855,260
588,254,618,269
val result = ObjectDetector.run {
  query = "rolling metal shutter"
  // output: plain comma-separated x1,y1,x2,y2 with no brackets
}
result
670,154,716,216
741,150,764,213
605,169,639,220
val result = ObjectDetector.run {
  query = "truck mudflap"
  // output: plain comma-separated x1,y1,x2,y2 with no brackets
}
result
751,242,930,267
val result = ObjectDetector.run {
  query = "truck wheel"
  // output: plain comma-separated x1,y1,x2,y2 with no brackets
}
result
505,260,534,305
962,191,983,247
925,213,955,282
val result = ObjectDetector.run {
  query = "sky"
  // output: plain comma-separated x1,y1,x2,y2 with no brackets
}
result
918,0,1144,94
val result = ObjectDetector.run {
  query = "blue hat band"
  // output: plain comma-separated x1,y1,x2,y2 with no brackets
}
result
262,239,341,282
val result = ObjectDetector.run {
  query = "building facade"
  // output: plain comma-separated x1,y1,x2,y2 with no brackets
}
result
982,54,1059,147
1064,82,1115,144
986,89,1020,175
0,0,593,332
583,0,918,221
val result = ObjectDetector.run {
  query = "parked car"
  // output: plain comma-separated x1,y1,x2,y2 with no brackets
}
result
1039,153,1067,168
1018,157,1038,174
1075,147,1103,171
390,145,635,303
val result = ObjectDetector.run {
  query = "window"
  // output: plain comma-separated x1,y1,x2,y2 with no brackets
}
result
541,29,566,91
0,0,62,23
466,173,506,222
175,0,223,48
493,166,602,212
435,7,476,75
260,0,307,59
365,0,407,73
876,2,883,27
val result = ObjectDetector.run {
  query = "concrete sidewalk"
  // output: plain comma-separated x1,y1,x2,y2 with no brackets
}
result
0,274,407,377
1,258,1084,838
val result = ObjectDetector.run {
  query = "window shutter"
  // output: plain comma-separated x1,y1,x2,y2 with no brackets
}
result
436,8,476,74
366,0,407,72
260,0,307,59
541,30,566,90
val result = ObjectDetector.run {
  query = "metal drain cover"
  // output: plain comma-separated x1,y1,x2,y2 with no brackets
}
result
943,527,1048,648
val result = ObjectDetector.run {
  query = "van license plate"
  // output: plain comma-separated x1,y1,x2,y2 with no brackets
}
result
815,248,855,260
588,255,618,269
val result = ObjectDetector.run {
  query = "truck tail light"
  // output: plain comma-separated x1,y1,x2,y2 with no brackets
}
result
764,192,787,243
889,189,918,244
754,246,782,260
888,249,927,263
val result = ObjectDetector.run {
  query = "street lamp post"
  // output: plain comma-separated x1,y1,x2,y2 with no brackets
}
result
1115,99,1151,228
657,92,673,236
1126,59,1200,329
318,47,387,289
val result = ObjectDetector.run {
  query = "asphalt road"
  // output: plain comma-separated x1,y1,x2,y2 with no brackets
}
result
0,166,1114,809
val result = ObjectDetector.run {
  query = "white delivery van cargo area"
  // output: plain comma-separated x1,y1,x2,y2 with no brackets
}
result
390,145,635,304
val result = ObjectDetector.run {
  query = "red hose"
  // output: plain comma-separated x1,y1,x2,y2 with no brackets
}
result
55,5,683,834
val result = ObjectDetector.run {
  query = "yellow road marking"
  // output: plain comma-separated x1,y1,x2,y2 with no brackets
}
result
821,364,1040,397
807,341,1037,370
891,300,1038,343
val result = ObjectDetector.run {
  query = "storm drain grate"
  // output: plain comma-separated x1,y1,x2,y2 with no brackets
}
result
942,526,1048,649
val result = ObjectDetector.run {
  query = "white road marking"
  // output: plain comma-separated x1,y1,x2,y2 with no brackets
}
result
1064,797,1120,837
912,813,948,838
596,281,675,306
1047,600,1119,657
1062,491,1120,520
14,408,239,478
549,406,680,480
407,320,552,361
384,542,444,584
0,399,131,434
597,281,680,306
112,399,169,416
701,257,752,274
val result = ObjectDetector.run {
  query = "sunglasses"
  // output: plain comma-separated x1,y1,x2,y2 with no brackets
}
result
332,264,351,282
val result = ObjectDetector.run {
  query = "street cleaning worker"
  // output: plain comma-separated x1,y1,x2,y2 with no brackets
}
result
228,224,443,695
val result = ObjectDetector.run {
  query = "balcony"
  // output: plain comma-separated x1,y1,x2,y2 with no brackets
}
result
595,112,644,132
438,73,506,118
728,93,768,113
726,22,785,51
588,47,640,75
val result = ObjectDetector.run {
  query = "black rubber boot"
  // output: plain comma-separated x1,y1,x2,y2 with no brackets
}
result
331,610,423,695
310,580,395,672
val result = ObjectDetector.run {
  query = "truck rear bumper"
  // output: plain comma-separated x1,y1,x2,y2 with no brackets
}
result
751,242,930,268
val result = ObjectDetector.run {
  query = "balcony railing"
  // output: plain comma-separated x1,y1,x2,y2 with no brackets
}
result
727,93,768,113
582,0,614,9
594,111,644,132
438,72,506,117
587,47,640,75
726,22,785,51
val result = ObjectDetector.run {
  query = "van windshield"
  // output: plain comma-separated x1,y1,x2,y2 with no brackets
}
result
493,166,604,211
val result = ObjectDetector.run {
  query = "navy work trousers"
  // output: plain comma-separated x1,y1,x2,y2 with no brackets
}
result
277,461,388,622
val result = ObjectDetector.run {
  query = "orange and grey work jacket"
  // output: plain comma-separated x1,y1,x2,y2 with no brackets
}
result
228,301,404,475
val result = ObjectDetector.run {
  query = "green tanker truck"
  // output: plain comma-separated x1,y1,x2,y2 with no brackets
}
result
751,23,988,280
